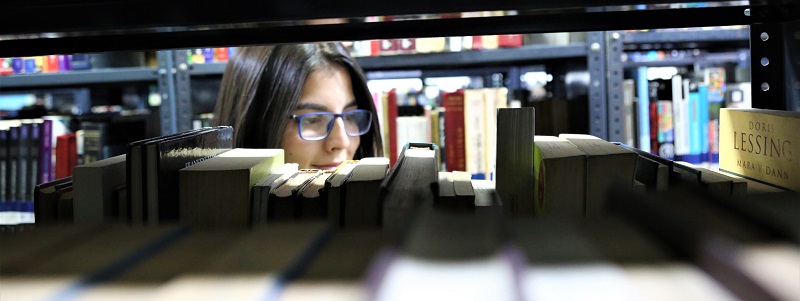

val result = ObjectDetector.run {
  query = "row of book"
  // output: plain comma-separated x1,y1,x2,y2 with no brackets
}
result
623,67,750,169
0,54,92,76
0,118,72,225
9,159,798,301
375,88,508,180
186,47,235,65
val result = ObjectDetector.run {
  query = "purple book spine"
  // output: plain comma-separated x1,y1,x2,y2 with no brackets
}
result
41,119,53,183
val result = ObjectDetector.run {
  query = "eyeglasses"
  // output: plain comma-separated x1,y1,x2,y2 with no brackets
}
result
289,109,372,141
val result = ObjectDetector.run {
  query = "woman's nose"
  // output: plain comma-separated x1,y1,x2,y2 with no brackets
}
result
325,117,350,150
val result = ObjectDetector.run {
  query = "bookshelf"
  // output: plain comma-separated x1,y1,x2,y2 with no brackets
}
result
0,67,159,89
4,2,800,300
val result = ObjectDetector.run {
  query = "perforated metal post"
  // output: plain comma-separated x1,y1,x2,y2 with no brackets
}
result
605,31,625,143
587,31,608,140
157,50,178,135
174,50,194,132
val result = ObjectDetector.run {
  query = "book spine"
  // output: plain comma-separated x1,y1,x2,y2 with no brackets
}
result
18,123,30,203
657,101,674,160
443,91,466,172
698,84,710,164
41,119,53,183
387,90,398,166
686,90,703,164
56,135,70,179
636,67,651,152
0,130,7,203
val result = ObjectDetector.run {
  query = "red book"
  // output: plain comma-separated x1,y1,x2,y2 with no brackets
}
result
46,55,60,73
498,34,523,48
471,36,483,50
387,89,398,167
370,40,381,56
442,90,466,172
214,48,229,62
55,133,77,179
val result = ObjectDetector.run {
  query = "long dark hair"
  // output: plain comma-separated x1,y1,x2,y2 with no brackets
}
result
213,43,383,159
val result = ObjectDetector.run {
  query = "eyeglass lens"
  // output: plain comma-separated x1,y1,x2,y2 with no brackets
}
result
299,110,371,140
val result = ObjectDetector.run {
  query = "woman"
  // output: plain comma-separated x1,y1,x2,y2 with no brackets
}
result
213,43,383,169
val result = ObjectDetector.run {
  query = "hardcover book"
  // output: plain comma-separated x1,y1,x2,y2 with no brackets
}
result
252,163,298,224
495,107,535,216
326,160,358,227
380,143,439,234
719,108,800,192
342,157,389,227
147,126,233,223
442,90,466,172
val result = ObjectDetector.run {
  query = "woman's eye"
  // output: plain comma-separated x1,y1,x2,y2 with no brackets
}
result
303,116,324,125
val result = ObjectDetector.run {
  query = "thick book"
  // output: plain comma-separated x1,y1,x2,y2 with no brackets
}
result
442,90,466,172
559,134,638,217
296,170,334,220
533,136,586,217
267,169,323,221
719,108,800,192
147,127,233,223
342,157,390,227
252,163,299,224
179,148,284,228
325,160,358,227
380,143,439,234
125,129,207,224
72,154,127,224
495,107,535,216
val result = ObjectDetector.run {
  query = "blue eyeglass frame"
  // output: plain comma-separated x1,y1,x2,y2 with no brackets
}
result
289,109,372,141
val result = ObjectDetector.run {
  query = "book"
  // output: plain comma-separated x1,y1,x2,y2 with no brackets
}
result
719,108,800,192
559,134,638,217
433,171,475,212
179,148,284,228
325,160,358,227
297,169,334,220
463,89,487,179
674,161,734,199
81,121,108,164
380,143,439,234
442,90,466,172
55,133,78,180
342,157,390,227
268,169,323,221
72,154,127,224
533,136,587,217
495,107,535,216
124,127,229,224
252,163,299,224
636,67,650,153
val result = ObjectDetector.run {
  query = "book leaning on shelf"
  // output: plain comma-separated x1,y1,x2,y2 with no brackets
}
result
126,126,233,225
719,108,800,192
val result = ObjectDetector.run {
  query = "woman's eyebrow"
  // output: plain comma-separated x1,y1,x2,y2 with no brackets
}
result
294,102,329,111
345,100,358,108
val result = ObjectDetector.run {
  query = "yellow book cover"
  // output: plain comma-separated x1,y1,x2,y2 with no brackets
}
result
719,108,800,192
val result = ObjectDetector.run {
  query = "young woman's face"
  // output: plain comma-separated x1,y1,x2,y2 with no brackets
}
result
281,66,360,170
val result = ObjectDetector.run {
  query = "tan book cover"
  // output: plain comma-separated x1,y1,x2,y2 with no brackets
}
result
719,108,800,192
